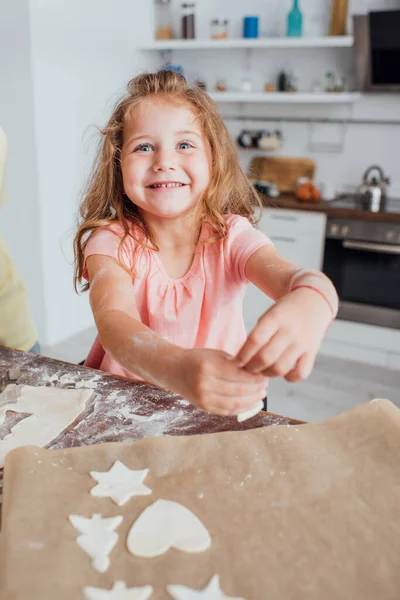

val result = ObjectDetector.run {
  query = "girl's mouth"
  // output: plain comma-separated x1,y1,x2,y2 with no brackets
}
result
148,182,187,189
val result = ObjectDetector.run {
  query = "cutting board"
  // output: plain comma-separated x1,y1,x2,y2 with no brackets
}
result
249,156,316,193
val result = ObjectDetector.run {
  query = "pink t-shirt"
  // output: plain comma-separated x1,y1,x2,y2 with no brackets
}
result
83,214,272,380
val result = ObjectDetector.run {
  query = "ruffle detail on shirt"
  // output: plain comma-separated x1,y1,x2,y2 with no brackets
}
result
147,273,205,347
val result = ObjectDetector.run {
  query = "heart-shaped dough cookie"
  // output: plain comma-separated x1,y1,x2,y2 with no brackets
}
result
127,499,211,558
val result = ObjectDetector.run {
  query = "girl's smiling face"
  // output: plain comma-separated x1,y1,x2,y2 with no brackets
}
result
121,98,211,221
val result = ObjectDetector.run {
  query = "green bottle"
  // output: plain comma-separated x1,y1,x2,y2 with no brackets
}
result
287,0,303,37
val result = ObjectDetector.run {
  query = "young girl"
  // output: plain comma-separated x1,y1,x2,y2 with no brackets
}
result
74,70,338,419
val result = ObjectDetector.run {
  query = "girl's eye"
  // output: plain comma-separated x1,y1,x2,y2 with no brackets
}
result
134,143,153,152
178,140,194,149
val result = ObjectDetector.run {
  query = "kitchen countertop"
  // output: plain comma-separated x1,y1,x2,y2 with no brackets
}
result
261,193,400,223
0,346,302,499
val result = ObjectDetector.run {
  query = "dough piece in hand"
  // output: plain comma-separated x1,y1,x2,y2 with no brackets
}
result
69,513,123,573
167,574,247,599
90,460,152,506
127,499,211,558
237,400,264,423
369,398,389,404
84,580,153,600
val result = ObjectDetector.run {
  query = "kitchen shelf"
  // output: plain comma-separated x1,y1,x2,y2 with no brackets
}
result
209,92,361,104
141,36,354,51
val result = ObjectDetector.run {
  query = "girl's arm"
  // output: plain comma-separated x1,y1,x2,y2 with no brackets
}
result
87,255,183,389
236,245,338,381
87,255,265,416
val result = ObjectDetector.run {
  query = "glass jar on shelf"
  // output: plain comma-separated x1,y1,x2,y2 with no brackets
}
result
325,71,335,92
211,19,229,40
155,0,173,40
215,78,228,92
241,77,253,93
181,3,196,39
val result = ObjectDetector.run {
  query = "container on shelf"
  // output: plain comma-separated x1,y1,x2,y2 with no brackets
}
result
243,16,259,39
287,0,303,37
163,64,185,76
193,77,207,90
215,79,228,92
181,3,196,39
241,78,253,93
211,19,228,40
264,81,276,92
155,0,173,40
329,0,348,36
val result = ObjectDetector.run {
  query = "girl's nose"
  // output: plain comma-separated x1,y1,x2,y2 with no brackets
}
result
152,150,176,172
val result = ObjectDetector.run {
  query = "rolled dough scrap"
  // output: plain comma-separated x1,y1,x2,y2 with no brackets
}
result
0,384,92,467
83,581,153,600
69,513,123,573
167,575,247,599
237,401,264,423
127,499,211,557
90,460,152,506
370,397,389,404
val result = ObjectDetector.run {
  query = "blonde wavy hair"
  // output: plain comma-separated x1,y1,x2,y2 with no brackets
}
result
74,69,262,291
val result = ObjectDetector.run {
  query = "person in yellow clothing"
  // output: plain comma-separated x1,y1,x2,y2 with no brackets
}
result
0,127,39,353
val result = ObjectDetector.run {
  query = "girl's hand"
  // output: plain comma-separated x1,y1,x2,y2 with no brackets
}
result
172,348,266,417
236,288,332,382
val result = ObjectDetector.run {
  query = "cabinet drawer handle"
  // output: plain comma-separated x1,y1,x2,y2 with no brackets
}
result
270,214,298,222
343,240,400,255
271,236,297,243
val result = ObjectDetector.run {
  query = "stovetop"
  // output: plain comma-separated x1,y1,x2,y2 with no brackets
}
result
330,194,400,214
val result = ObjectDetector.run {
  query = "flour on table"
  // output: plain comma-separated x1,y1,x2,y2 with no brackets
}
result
90,460,152,506
69,513,122,573
0,385,92,467
127,499,211,558
237,400,264,423
84,581,153,600
167,575,247,599
130,413,156,422
58,373,102,389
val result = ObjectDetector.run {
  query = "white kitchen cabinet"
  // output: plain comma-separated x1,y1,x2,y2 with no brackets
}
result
243,208,327,332
323,319,400,371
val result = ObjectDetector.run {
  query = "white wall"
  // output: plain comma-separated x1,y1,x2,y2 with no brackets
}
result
1,0,153,347
0,0,46,339
29,0,154,345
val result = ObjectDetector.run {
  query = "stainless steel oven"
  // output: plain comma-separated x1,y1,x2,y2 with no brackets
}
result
323,218,400,329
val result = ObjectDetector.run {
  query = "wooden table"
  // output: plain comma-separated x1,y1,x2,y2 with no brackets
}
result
0,346,302,497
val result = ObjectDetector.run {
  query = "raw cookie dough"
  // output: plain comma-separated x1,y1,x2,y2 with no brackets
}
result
69,513,123,573
90,460,152,506
167,575,247,599
0,384,92,467
127,499,211,558
84,581,153,600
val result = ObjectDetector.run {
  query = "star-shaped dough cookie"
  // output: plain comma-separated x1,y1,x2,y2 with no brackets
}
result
89,460,152,506
84,580,153,600
167,575,247,599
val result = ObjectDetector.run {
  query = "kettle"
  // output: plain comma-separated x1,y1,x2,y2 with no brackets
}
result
357,165,390,213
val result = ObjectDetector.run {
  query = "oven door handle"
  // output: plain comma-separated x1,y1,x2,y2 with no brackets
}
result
343,240,400,254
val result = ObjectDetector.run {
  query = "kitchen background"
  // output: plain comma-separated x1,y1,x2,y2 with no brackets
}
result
0,0,399,419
